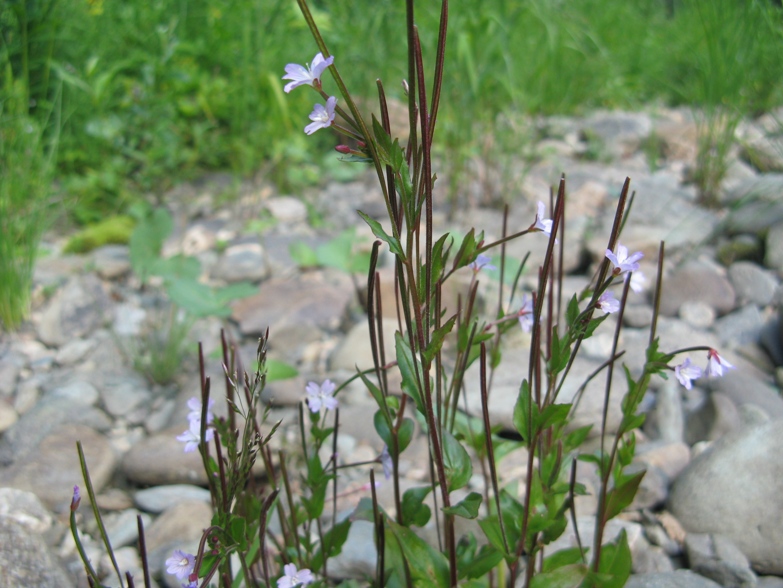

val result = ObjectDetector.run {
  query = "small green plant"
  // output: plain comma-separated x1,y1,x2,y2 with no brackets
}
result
63,215,136,253
131,304,194,385
289,227,371,275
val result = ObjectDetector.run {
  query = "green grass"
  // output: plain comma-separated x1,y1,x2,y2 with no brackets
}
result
1,0,782,220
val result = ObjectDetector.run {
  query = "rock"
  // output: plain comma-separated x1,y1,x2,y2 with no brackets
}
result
0,424,116,511
112,303,147,336
265,196,308,223
546,515,647,562
668,419,783,574
122,427,208,486
36,274,110,347
738,119,783,173
765,223,783,273
103,508,152,548
660,260,736,317
0,488,53,533
211,242,268,283
0,517,75,588
714,305,764,347
47,379,100,405
626,570,723,588
636,441,691,481
648,381,685,443
760,313,783,366
0,355,21,396
327,519,377,579
55,338,97,366
581,110,654,159
330,318,399,372
98,373,152,418
144,500,213,567
680,301,717,329
717,234,763,266
98,546,143,585
708,371,783,421
632,546,675,574
758,578,783,588
686,391,742,444
728,262,778,306
0,398,18,432
724,200,783,237
134,485,212,513
92,244,131,279
685,533,758,588
630,463,669,510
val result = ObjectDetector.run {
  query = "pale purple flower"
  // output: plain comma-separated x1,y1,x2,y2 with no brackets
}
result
605,244,643,276
176,418,215,453
379,445,393,480
282,52,334,93
304,96,337,135
706,349,735,377
533,201,554,236
469,254,496,272
277,563,314,588
596,291,620,314
306,379,338,413
674,358,702,390
166,550,195,581
181,583,198,588
187,396,215,424
517,294,535,333
70,485,81,512
625,270,646,293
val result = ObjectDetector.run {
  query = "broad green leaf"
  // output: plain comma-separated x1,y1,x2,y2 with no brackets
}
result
442,492,482,519
395,332,425,415
478,516,512,563
289,241,319,267
538,403,572,430
310,517,352,572
387,520,450,588
542,547,587,572
165,278,231,317
603,470,645,520
212,282,257,305
442,429,472,492
401,486,432,528
424,315,456,365
529,563,589,588
460,544,504,580
130,207,173,281
595,529,632,588
374,409,394,449
151,254,201,281
266,359,298,382
357,211,404,258
228,515,247,551
398,417,414,453
513,380,537,443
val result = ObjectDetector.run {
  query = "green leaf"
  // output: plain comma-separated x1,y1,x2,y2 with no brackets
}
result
374,409,394,449
513,380,537,443
289,241,319,267
603,470,645,520
478,516,512,562
442,429,472,492
359,369,385,408
266,359,298,382
595,529,632,588
395,332,425,415
538,403,572,430
460,544,504,580
372,115,394,166
542,547,587,572
310,517,352,572
165,278,231,317
401,486,432,528
130,207,173,281
211,282,257,305
423,315,456,364
398,417,415,453
357,211,404,258
529,563,589,588
228,515,247,551
387,520,450,588
151,254,201,281
442,492,482,519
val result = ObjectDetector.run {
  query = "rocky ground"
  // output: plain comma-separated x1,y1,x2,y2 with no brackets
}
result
1,107,783,588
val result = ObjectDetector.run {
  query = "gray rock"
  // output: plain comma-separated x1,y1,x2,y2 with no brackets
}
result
0,517,75,588
765,223,783,273
122,427,208,486
737,121,783,173
760,313,783,366
680,301,717,329
99,373,152,418
758,578,783,588
36,274,109,347
708,371,783,421
668,419,783,574
134,485,212,514
0,398,18,432
265,196,308,223
630,463,669,510
0,356,20,397
211,242,268,283
724,200,783,237
103,508,152,548
660,260,736,317
144,500,213,569
327,519,377,580
714,305,764,347
0,424,116,511
47,379,100,405
55,338,97,366
581,110,654,159
648,381,685,443
636,441,691,481
685,533,758,588
113,303,147,336
717,234,763,267
633,546,675,574
686,391,742,444
626,570,723,588
330,318,399,372
0,488,53,533
92,244,131,279
728,262,778,306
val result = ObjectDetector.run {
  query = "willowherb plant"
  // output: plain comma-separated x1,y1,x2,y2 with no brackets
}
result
70,1,736,587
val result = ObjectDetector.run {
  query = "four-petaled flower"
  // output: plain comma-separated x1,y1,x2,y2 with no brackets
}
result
187,396,215,424
282,52,334,93
625,270,646,293
596,291,620,314
277,563,314,588
674,358,702,390
166,550,195,581
517,294,535,333
706,349,734,377
605,244,643,276
304,96,337,135
469,254,496,272
532,201,554,237
379,445,393,480
306,379,338,413
177,418,215,453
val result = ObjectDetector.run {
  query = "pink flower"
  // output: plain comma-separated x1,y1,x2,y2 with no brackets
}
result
306,379,338,413
304,96,337,135
625,270,646,293
187,396,215,424
674,358,702,390
605,244,643,276
706,349,735,377
282,52,334,93
166,550,195,581
517,294,535,333
596,291,620,314
469,254,496,272
532,201,554,237
277,563,314,588
176,418,215,453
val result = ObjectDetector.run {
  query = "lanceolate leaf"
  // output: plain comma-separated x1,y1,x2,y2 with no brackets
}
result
358,211,404,258
442,492,482,519
442,428,472,492
603,470,645,521
395,332,425,415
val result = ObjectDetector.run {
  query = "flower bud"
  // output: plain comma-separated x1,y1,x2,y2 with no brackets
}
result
70,485,81,512
335,145,352,154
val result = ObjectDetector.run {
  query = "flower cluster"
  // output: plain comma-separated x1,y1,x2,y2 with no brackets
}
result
283,53,338,135
177,397,215,453
674,349,734,390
